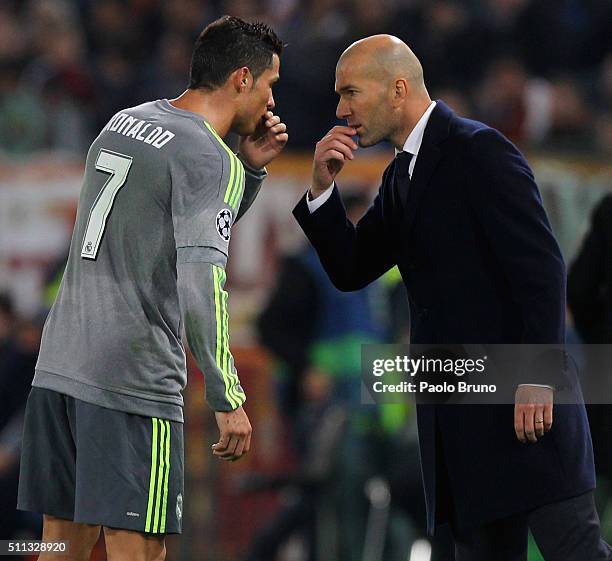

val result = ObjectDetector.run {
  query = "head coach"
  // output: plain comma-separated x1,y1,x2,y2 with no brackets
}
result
292,34,611,561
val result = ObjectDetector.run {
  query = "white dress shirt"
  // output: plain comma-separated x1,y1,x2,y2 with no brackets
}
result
307,101,437,213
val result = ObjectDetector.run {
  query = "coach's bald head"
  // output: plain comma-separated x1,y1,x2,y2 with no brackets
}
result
335,35,431,149
338,35,426,89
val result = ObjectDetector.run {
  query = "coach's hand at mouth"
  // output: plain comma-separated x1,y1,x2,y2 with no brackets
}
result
514,385,554,443
310,126,358,198
212,406,252,461
239,111,288,170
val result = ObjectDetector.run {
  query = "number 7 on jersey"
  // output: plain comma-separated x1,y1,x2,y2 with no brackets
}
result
81,149,133,260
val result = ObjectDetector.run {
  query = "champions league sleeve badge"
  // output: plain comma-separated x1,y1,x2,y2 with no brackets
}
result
216,208,233,242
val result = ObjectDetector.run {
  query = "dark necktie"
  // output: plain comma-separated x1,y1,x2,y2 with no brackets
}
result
392,151,413,209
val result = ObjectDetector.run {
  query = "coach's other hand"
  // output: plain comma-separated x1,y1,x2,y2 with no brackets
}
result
514,385,553,444
311,126,358,198
212,406,252,461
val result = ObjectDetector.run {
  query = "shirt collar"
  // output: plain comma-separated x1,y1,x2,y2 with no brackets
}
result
395,101,437,156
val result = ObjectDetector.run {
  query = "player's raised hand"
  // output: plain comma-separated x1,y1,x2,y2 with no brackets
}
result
239,111,288,170
311,126,358,197
212,406,252,462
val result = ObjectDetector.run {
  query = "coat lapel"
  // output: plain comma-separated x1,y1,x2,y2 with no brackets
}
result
399,101,453,237
401,144,441,221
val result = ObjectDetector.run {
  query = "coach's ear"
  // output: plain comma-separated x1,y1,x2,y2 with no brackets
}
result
392,78,409,108
233,67,252,93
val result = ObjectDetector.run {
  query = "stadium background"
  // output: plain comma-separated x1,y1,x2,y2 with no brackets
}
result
0,1,611,560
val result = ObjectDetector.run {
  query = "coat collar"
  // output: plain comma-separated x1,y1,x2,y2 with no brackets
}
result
420,99,454,148
396,101,437,158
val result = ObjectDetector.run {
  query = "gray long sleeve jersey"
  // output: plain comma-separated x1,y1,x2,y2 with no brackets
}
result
33,99,266,422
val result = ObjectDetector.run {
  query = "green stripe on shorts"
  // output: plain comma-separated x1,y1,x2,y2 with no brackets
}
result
145,418,172,533
145,418,159,532
160,420,171,533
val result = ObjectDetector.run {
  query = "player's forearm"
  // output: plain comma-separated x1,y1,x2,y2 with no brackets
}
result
235,160,267,222
176,250,246,411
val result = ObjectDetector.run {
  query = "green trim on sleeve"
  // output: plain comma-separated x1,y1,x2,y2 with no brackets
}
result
203,122,244,211
212,266,246,409
228,159,245,209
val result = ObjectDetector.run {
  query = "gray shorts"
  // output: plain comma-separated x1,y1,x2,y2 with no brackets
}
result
17,387,184,534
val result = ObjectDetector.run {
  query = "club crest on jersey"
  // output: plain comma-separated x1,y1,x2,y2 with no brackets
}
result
216,209,232,242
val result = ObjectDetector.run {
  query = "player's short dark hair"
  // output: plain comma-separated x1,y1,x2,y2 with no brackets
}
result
189,16,283,90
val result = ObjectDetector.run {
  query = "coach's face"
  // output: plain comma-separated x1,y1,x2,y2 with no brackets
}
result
335,56,395,147
235,54,280,135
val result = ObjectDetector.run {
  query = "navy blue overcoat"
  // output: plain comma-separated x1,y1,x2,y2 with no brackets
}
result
293,101,595,533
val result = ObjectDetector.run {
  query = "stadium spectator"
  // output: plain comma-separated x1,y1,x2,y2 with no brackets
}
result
270,0,348,147
256,191,426,561
0,299,42,546
595,112,612,156
410,1,485,91
0,58,47,155
22,2,95,154
137,32,193,102
0,0,609,153
257,191,393,452
163,0,214,38
474,57,553,146
544,78,594,152
0,294,16,358
346,0,393,42
91,47,139,131
0,6,27,60
87,0,144,56
568,194,612,492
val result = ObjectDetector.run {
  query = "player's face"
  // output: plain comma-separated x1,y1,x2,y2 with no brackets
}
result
335,61,393,148
236,54,280,135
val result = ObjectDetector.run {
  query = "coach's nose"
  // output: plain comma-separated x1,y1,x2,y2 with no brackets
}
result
336,97,350,120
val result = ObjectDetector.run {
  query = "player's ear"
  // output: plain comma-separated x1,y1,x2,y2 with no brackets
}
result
232,67,251,93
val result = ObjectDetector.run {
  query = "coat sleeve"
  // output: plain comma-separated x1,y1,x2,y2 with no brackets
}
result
292,176,396,291
464,127,566,343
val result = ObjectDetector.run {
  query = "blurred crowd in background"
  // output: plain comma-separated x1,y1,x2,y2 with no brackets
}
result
0,0,611,156
1,1,612,560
